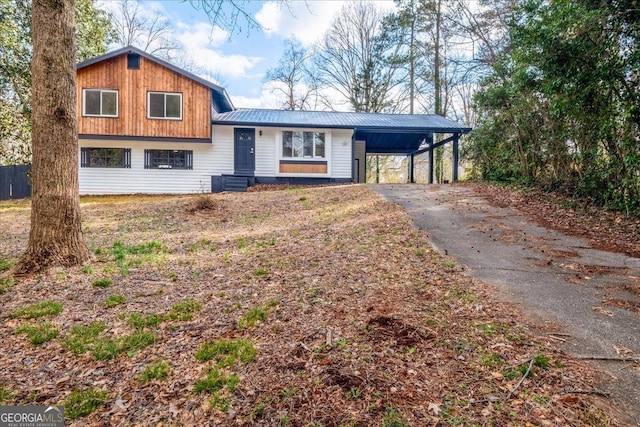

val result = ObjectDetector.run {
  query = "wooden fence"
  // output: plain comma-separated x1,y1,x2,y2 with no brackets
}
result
0,165,31,200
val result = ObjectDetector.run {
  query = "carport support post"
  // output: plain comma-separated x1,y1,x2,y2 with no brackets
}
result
409,154,415,183
428,144,434,184
452,134,459,183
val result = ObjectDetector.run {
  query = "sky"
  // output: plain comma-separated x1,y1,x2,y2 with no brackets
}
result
97,0,397,109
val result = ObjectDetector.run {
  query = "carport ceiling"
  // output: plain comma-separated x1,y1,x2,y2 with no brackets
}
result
355,130,429,155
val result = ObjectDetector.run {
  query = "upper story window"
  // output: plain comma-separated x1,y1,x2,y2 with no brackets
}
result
282,131,325,158
148,92,182,120
82,89,118,117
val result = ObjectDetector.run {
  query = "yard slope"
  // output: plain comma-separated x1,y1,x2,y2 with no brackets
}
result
0,186,623,426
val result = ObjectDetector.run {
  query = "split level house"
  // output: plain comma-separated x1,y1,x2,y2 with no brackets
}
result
77,46,471,194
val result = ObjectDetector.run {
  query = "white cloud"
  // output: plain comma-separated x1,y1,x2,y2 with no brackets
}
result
231,85,281,109
174,21,263,79
257,1,396,47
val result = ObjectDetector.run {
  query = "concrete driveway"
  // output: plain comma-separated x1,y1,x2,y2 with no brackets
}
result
371,184,640,426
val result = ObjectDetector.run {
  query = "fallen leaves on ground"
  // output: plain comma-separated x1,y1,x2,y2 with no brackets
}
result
471,183,640,258
0,185,623,426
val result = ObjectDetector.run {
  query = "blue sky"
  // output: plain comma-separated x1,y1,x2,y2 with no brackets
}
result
97,1,396,109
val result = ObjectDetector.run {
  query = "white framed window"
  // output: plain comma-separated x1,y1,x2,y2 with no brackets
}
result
147,92,182,120
282,131,325,158
82,89,118,117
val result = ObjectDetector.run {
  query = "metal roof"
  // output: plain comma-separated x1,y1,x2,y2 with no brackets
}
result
212,109,471,133
77,46,234,113
213,108,471,154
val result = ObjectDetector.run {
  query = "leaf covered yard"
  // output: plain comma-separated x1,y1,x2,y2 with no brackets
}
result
0,186,619,425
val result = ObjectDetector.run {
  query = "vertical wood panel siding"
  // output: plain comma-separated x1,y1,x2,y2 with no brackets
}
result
77,55,211,139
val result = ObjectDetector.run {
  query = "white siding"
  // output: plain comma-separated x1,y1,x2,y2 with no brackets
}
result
213,125,353,179
79,139,216,194
330,129,354,178
255,127,277,176
79,126,355,194
211,125,234,175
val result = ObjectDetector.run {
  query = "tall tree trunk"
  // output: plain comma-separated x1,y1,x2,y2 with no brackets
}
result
433,0,444,183
409,0,416,114
14,0,92,275
433,0,442,117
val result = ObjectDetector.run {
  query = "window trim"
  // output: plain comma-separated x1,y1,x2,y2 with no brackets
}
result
281,130,326,159
82,89,119,118
147,91,183,120
80,147,131,168
144,149,193,170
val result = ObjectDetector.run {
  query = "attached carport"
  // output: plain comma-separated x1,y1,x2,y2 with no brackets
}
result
351,114,472,184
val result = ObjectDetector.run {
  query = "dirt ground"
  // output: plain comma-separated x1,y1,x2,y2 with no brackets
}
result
0,185,631,426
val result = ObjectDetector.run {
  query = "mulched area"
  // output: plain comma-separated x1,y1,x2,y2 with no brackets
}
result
0,185,625,426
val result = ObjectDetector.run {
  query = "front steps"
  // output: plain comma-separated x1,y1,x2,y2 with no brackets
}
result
211,175,255,193
223,176,249,192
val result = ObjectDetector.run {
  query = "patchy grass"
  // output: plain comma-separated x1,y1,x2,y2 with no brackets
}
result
118,330,156,356
63,389,107,420
252,267,268,277
0,277,16,294
0,187,623,425
9,300,63,319
167,298,202,321
95,240,168,275
194,368,239,394
237,306,268,329
195,339,257,367
65,322,154,360
139,361,171,383
0,259,12,271
0,385,13,405
91,278,112,288
125,312,162,329
105,294,126,308
16,322,59,345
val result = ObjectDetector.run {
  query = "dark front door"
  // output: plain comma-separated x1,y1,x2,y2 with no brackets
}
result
234,128,255,176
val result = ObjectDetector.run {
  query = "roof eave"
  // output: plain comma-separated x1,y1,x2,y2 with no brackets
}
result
211,119,354,130
211,119,471,134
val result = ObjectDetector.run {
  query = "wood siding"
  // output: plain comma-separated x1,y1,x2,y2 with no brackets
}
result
279,161,328,174
77,55,211,139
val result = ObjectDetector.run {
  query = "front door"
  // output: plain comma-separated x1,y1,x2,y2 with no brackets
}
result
234,128,255,176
